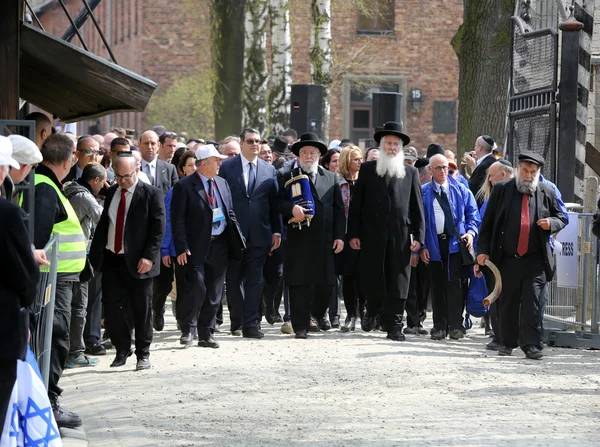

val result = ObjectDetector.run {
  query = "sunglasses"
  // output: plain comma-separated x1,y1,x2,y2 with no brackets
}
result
245,139,261,145
78,149,102,156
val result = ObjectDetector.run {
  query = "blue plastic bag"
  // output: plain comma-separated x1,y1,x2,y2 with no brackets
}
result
464,269,490,329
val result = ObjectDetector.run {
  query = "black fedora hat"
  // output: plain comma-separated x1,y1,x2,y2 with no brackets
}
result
291,132,328,156
373,121,410,145
271,136,291,155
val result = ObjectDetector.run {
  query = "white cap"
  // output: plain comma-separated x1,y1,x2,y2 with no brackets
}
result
0,136,20,169
328,139,341,150
195,144,227,161
8,135,43,165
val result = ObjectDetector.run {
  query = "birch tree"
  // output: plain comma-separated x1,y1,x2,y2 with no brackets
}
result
241,0,270,133
268,0,292,136
310,0,333,141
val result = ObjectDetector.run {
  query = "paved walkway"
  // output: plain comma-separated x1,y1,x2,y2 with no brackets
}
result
60,310,600,447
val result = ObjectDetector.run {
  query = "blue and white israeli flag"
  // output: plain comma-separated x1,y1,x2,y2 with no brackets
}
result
0,347,62,447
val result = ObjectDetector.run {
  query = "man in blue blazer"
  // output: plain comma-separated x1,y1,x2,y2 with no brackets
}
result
170,145,244,348
219,128,282,338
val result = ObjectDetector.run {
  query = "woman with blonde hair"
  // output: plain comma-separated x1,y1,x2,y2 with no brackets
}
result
336,146,366,331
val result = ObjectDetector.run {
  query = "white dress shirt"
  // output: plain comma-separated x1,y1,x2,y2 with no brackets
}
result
432,180,449,235
141,158,157,185
241,155,258,191
106,180,139,254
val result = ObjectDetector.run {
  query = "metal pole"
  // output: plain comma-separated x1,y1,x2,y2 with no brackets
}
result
81,0,118,64
61,0,102,42
41,236,59,388
56,0,90,51
556,11,583,203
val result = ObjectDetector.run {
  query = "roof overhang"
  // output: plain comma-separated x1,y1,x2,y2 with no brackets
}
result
19,23,157,123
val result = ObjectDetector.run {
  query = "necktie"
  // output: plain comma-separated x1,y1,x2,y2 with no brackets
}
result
114,188,127,253
517,194,530,256
207,179,220,231
438,186,458,236
247,162,256,196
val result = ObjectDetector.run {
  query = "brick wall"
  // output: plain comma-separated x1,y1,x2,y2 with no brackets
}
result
36,0,462,151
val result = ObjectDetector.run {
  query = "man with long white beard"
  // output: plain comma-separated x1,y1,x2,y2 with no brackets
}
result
347,122,425,341
275,133,345,339
476,151,566,360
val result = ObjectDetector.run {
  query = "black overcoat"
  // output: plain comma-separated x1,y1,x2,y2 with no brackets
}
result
276,166,345,286
347,161,425,299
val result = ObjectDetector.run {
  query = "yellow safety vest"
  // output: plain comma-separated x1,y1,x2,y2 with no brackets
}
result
34,174,86,273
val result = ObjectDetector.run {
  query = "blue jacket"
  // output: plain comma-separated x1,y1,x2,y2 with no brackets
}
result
422,177,480,262
161,187,177,258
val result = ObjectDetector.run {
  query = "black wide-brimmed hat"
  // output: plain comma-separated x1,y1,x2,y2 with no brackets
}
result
373,121,410,145
291,132,328,156
271,136,292,155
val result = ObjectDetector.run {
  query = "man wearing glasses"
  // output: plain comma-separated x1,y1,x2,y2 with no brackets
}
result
420,154,479,341
219,128,282,339
63,135,102,183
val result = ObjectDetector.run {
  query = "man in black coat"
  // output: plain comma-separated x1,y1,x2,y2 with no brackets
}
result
347,122,426,341
467,135,497,206
170,145,244,348
89,154,165,371
476,151,567,360
0,140,41,433
275,133,345,339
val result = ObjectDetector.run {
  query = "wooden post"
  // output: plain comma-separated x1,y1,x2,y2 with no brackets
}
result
0,0,22,120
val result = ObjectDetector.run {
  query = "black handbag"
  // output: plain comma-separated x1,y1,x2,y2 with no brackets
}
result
459,237,476,266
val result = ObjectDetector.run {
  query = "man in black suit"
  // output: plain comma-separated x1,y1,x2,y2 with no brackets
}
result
138,130,178,331
171,145,244,347
218,128,282,339
476,151,567,360
275,133,345,339
89,154,165,371
347,122,425,341
63,135,102,183
466,135,497,206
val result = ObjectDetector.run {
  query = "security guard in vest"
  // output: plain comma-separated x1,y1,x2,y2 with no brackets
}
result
34,134,86,429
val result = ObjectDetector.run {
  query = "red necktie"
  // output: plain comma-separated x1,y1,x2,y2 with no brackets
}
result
517,194,530,256
114,188,127,254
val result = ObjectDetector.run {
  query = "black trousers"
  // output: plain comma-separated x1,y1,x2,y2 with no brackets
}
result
342,274,365,319
102,250,153,359
262,242,285,320
226,244,271,331
428,240,464,332
498,254,546,351
49,280,75,399
416,260,431,318
288,284,333,332
152,262,174,315
0,359,16,437
483,268,500,343
84,272,103,348
405,266,421,328
328,279,341,321
176,236,228,341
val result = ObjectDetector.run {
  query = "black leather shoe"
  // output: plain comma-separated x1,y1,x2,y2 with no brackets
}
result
265,314,275,325
243,327,264,339
180,333,194,346
430,329,446,340
387,328,406,341
318,318,331,331
136,357,151,371
361,312,376,332
340,317,356,332
295,330,308,339
417,326,429,335
85,343,107,356
486,341,503,351
110,349,133,367
403,326,418,335
498,346,513,356
308,318,321,332
153,311,164,332
331,316,341,329
51,397,82,429
525,346,543,360
198,337,220,348
231,329,242,336
273,314,283,323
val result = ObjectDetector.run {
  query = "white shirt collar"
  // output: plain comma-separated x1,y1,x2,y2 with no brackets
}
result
241,154,257,169
434,179,449,192
142,157,157,168
476,152,493,166
120,179,139,195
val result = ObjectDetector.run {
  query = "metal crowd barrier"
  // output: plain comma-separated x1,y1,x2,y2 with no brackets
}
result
545,213,599,334
29,235,59,389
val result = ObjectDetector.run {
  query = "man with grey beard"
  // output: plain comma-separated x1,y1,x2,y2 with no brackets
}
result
476,151,567,360
347,122,425,341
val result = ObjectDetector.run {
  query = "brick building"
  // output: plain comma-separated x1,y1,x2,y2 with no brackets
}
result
34,0,462,151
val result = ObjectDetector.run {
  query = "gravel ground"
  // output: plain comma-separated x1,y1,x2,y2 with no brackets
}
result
61,308,600,447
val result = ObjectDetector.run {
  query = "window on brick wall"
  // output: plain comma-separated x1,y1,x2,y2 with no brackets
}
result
357,0,395,35
350,83,400,143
